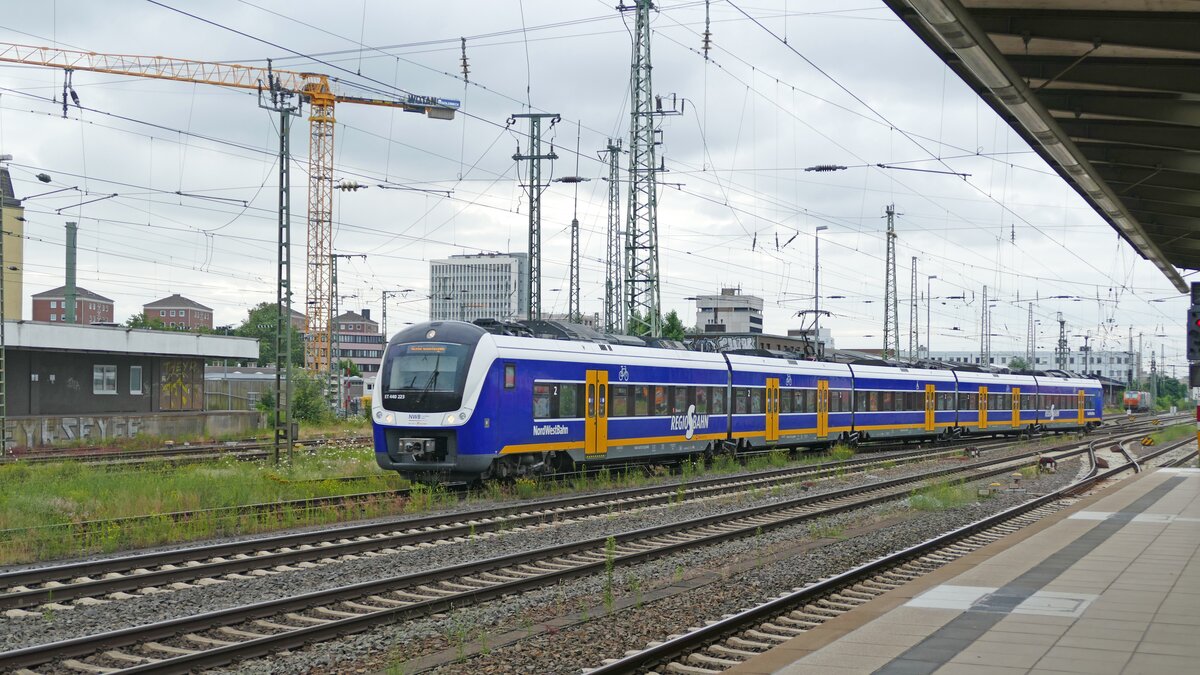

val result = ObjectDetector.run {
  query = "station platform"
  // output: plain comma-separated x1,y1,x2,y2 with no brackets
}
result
729,467,1200,675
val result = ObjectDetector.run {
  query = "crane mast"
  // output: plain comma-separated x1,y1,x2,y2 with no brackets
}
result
0,43,458,377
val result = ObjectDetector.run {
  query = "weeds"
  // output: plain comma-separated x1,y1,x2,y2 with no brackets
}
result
604,535,617,614
908,479,976,511
808,518,844,539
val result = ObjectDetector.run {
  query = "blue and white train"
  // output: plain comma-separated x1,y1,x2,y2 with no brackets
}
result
372,321,1103,482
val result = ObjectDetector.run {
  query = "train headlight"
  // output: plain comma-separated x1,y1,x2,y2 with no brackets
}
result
384,413,395,424
444,413,458,425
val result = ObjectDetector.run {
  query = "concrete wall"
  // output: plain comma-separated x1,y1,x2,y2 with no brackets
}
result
3,411,260,449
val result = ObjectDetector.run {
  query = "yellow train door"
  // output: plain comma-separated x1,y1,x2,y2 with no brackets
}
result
816,380,829,438
1011,387,1021,428
924,384,936,432
978,386,988,429
585,370,609,457
1077,390,1086,424
765,378,780,442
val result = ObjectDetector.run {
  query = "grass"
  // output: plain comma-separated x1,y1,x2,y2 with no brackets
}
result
908,479,979,512
0,443,408,564
1149,423,1195,445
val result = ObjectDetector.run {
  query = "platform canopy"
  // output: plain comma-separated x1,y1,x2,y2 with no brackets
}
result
884,0,1200,293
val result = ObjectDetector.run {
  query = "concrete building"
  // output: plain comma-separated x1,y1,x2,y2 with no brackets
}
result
144,294,214,330
929,349,1137,381
694,288,763,334
0,164,24,321
430,252,528,322
31,286,114,325
333,309,384,374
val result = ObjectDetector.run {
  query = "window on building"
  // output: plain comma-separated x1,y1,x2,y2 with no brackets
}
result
130,366,143,395
160,310,166,317
93,365,117,394
169,310,176,317
49,300,56,308
49,313,56,321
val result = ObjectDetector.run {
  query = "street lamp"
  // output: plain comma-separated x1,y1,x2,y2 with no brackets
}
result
926,274,937,360
814,225,828,341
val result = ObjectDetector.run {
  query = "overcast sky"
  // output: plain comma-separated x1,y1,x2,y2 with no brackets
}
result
0,1,1189,376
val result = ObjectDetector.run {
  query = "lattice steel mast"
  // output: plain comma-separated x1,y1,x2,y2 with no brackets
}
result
909,256,918,360
510,113,560,320
622,0,662,337
1056,312,1068,370
1026,303,1035,364
981,285,991,366
258,65,298,463
882,204,899,359
603,139,623,333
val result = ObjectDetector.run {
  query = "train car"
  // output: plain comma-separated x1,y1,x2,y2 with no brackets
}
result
1122,390,1151,412
950,370,1036,436
1038,374,1104,430
845,364,958,441
722,354,855,449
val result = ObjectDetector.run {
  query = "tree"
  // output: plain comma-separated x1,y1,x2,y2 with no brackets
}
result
125,312,171,330
1007,356,1030,371
662,310,687,341
235,302,304,367
338,358,362,378
291,370,333,424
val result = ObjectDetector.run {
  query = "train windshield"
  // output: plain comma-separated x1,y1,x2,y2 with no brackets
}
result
380,342,470,412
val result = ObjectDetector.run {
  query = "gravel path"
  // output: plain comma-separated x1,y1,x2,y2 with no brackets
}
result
199,454,1088,674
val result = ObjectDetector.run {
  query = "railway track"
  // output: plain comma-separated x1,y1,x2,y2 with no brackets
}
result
0,441,1008,611
0,435,371,467
0,432,1144,673
586,436,1193,675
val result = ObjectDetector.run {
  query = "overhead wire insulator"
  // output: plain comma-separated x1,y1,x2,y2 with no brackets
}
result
337,180,367,191
460,37,470,82
804,164,847,172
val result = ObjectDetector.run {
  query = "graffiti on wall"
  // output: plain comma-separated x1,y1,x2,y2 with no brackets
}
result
160,360,203,411
4,416,144,448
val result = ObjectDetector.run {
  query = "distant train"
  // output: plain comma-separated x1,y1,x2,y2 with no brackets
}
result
1122,390,1151,412
372,321,1104,482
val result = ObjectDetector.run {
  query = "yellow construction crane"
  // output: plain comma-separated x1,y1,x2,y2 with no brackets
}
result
0,42,458,375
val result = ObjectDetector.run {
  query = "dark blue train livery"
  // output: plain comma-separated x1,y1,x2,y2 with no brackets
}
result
372,321,1103,482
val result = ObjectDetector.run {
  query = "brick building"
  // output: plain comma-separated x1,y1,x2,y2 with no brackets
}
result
31,286,114,324
333,309,384,374
144,294,214,330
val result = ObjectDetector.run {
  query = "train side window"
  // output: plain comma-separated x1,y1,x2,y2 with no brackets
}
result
671,386,688,414
652,386,667,416
750,388,764,414
504,363,516,389
611,385,629,417
734,388,750,414
533,383,553,419
634,386,650,416
711,387,726,414
780,389,792,414
828,390,841,413
558,384,580,418
806,389,818,413
695,387,709,414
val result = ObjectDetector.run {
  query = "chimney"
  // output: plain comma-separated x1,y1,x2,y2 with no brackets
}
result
65,221,78,323
361,308,371,321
